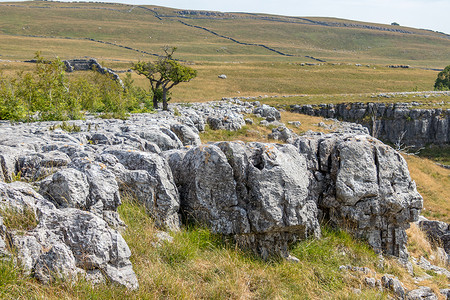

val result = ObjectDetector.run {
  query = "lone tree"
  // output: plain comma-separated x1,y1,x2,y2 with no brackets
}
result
132,47,197,110
434,65,450,91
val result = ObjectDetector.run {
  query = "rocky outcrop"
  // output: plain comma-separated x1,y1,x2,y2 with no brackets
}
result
293,132,423,260
0,181,138,289
268,126,297,143
0,100,425,287
290,101,450,147
165,132,422,260
104,148,181,230
253,104,281,122
169,141,319,258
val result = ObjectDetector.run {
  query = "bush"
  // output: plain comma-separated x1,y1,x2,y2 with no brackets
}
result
0,53,153,121
434,65,450,91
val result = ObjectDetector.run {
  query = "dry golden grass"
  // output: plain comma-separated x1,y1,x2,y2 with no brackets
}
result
199,112,332,143
281,111,333,134
407,223,434,257
403,154,450,223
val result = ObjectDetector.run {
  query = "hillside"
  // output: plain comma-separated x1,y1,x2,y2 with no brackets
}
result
1,1,450,67
1,1,450,102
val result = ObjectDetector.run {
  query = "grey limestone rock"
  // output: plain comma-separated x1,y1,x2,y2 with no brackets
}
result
18,150,71,181
293,132,423,259
0,181,138,289
406,286,438,300
418,256,450,278
440,289,450,300
170,124,201,146
104,148,180,230
381,275,405,299
172,141,320,258
207,114,245,131
69,158,122,213
137,129,183,151
33,243,80,284
39,168,90,209
268,126,298,143
253,104,281,122
39,158,124,229
290,102,450,147
0,145,23,182
418,219,450,255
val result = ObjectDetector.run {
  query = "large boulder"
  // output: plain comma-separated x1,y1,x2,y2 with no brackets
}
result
268,126,297,143
170,124,201,146
40,159,123,228
0,181,138,289
39,168,90,209
293,132,423,260
171,141,320,258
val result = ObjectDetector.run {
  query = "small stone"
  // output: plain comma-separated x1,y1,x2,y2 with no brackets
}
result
364,277,376,288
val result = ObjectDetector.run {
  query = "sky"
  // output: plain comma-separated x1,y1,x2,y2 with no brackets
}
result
3,0,449,34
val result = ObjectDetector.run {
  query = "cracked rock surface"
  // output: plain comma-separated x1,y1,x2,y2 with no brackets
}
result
0,100,425,288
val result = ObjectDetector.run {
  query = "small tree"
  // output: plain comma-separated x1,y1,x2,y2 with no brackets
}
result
434,65,450,91
132,47,197,110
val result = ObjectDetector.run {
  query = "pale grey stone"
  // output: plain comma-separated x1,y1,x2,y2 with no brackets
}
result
170,124,201,146
39,168,89,209
407,286,438,300
173,141,319,259
253,104,281,122
294,132,423,260
104,149,180,230
381,275,405,299
0,182,138,289
268,126,297,143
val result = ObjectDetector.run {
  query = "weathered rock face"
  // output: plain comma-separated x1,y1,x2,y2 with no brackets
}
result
268,126,298,143
169,141,321,258
206,114,245,131
419,219,450,255
290,101,450,147
104,148,180,230
63,58,124,88
253,104,281,122
293,132,423,260
0,181,138,289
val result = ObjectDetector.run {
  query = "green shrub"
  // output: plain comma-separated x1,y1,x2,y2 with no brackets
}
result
0,53,153,122
434,65,450,91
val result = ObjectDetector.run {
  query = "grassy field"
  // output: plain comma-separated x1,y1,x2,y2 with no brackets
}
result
1,1,448,105
404,154,450,223
161,63,439,102
1,1,449,67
